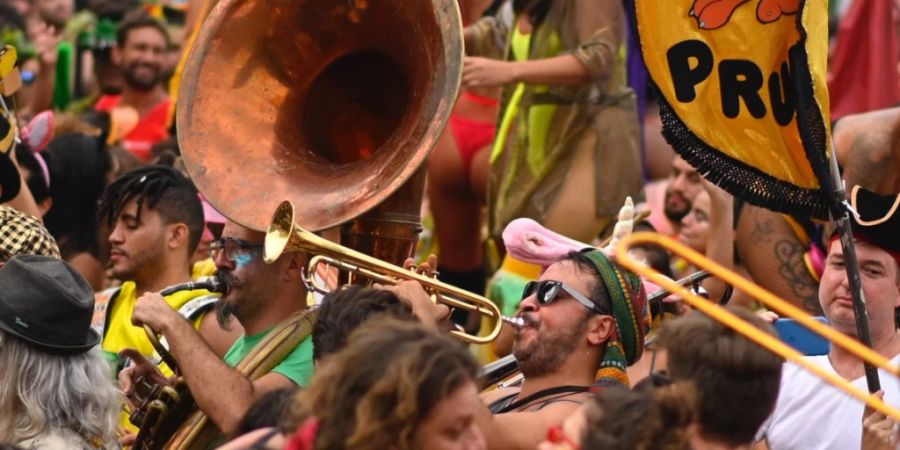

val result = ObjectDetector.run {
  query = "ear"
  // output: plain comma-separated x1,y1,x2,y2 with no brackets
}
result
894,261,900,295
38,197,52,216
168,223,189,251
282,251,307,282
586,314,615,346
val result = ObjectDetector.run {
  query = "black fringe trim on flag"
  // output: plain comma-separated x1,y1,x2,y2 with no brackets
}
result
625,0,831,221
656,96,830,220
789,6,840,217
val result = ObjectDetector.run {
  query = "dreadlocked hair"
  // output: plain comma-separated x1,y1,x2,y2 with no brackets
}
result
97,165,205,255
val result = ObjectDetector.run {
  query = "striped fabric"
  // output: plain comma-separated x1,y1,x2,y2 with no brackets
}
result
582,249,647,387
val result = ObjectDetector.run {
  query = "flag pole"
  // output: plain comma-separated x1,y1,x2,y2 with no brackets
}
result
828,140,880,392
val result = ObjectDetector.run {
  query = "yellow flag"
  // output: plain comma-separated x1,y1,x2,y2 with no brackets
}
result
632,0,833,219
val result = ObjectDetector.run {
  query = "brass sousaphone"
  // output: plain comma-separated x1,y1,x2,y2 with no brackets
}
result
178,0,463,246
138,0,465,448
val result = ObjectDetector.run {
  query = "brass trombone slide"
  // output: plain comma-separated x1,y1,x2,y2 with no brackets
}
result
266,200,517,344
615,231,900,421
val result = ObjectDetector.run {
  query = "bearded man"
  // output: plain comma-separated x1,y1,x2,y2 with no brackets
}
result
121,219,314,436
94,10,172,162
646,155,706,237
476,249,648,449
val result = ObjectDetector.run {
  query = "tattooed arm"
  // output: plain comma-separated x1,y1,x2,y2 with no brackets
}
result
834,107,900,195
736,205,822,314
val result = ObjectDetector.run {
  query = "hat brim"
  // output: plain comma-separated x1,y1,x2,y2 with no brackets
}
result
0,318,100,355
850,186,900,254
0,154,20,203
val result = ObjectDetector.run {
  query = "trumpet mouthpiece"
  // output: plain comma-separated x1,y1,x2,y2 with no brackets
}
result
502,316,526,329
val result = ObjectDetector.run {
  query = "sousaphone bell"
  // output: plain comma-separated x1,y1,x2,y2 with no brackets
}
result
140,0,466,448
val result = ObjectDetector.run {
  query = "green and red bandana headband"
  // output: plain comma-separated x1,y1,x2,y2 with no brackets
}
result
580,249,648,387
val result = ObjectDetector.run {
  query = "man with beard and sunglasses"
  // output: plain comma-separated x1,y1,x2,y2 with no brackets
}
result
475,248,648,449
121,219,314,437
94,11,172,162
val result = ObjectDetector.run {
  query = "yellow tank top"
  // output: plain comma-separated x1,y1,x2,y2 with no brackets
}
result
192,258,218,280
103,281,215,433
509,24,562,175
511,24,532,62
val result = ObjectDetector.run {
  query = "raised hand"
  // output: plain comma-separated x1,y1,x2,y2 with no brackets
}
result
31,23,59,68
701,178,733,210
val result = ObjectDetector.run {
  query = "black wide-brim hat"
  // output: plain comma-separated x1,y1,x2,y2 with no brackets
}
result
0,254,100,354
848,186,900,258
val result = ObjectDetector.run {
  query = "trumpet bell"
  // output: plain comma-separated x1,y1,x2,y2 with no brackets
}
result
177,0,463,231
266,200,298,264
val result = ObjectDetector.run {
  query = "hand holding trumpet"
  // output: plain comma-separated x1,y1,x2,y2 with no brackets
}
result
376,254,453,332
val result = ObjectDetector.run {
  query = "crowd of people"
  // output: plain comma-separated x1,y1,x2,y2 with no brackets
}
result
0,0,898,450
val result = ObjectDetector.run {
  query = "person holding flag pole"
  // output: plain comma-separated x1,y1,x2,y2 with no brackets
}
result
626,0,893,400
757,186,900,450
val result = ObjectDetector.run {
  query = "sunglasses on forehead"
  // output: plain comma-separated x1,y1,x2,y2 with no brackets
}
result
521,280,606,314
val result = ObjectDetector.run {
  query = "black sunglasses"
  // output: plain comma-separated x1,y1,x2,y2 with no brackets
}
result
522,280,605,314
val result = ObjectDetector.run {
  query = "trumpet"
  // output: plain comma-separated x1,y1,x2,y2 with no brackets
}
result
615,231,900,421
266,200,515,344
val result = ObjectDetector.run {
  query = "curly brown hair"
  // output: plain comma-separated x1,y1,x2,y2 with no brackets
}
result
581,383,696,450
281,319,480,450
659,307,782,446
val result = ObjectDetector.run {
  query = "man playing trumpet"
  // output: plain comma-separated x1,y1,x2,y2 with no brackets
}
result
476,248,648,449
